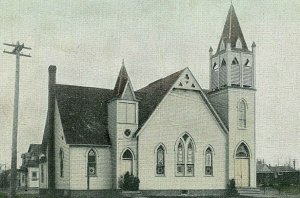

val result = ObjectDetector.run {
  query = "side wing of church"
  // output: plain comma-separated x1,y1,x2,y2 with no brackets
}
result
39,5,256,197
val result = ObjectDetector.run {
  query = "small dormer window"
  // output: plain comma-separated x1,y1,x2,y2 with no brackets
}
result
236,37,242,48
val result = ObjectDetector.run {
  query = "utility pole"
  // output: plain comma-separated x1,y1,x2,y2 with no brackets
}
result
3,41,31,198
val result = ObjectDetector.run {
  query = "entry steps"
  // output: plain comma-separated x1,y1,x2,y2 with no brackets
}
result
238,188,276,198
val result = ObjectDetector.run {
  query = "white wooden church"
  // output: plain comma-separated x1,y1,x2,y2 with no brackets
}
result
39,5,257,197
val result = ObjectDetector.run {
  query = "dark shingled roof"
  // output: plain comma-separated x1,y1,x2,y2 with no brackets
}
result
217,4,249,52
53,69,183,145
135,69,184,132
28,144,42,155
55,84,113,145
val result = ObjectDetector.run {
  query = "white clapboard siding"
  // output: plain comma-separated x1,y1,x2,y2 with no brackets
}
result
54,101,70,189
138,89,227,190
69,147,113,190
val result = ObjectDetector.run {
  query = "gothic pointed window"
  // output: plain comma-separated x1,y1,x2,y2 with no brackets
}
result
59,149,64,177
176,134,195,176
156,145,165,175
176,141,185,176
236,143,250,158
186,142,194,176
238,100,247,128
88,149,97,176
205,147,213,176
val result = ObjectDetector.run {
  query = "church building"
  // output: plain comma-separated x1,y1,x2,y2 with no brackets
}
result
39,5,257,197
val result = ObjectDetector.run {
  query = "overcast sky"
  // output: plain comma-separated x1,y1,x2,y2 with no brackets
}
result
0,0,300,168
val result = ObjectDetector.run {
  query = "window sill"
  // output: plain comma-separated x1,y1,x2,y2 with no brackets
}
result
238,127,248,130
175,175,195,177
85,175,98,177
204,175,214,177
155,174,165,177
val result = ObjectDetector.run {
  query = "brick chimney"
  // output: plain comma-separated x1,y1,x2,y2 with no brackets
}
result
48,65,56,194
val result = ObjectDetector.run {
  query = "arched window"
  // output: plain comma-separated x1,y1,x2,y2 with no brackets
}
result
59,149,64,177
236,143,250,158
205,148,213,176
238,100,247,128
88,149,97,176
176,134,195,176
156,145,165,175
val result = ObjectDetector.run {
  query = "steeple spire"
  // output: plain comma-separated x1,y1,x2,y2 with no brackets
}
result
113,60,129,97
217,4,248,52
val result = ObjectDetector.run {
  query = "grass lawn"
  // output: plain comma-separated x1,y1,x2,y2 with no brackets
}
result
278,185,300,195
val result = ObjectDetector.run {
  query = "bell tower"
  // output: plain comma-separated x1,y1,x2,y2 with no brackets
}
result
209,4,256,90
207,5,257,188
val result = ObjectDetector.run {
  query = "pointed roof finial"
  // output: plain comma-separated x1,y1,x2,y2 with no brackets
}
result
122,58,125,67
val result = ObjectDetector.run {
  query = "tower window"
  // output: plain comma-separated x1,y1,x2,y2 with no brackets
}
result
118,102,136,124
244,59,251,67
232,58,239,65
238,100,247,128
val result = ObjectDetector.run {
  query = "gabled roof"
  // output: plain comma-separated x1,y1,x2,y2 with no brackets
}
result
217,5,248,52
42,67,228,147
55,84,113,145
28,144,42,155
256,163,273,173
270,165,297,172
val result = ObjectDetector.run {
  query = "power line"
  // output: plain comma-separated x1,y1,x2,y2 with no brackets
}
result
3,41,31,198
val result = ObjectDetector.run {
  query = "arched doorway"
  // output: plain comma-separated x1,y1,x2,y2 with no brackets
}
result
121,149,133,175
234,143,250,187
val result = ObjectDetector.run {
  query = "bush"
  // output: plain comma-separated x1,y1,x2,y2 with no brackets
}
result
119,172,140,191
226,179,238,197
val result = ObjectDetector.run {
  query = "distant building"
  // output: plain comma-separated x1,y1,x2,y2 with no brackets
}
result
40,5,257,198
256,161,300,186
19,144,41,189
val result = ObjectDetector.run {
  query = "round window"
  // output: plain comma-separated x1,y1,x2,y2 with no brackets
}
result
124,129,131,137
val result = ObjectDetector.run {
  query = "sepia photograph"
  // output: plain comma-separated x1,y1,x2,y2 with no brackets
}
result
0,0,300,197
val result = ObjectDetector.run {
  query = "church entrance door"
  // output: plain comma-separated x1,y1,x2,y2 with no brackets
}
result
121,149,133,175
234,143,250,187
